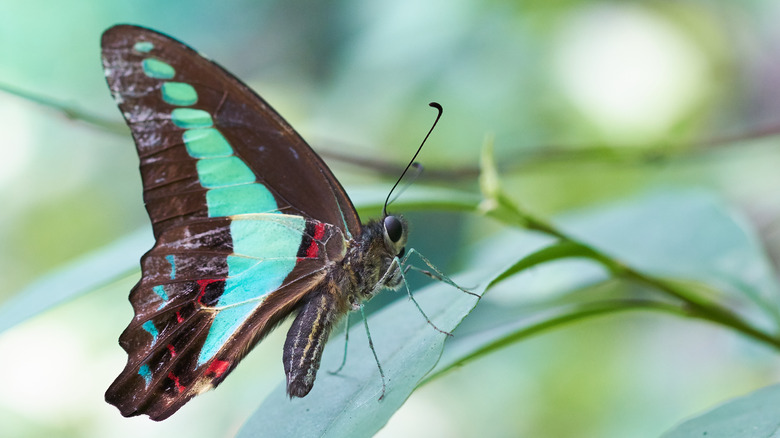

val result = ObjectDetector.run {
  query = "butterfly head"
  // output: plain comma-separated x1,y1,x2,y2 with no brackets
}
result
369,213,406,292
382,214,408,259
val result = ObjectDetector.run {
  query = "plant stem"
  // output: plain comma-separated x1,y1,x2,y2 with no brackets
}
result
486,191,780,351
624,268,780,349
0,82,129,133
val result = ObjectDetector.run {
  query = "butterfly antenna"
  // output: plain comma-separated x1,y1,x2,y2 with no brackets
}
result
386,162,423,207
382,102,443,217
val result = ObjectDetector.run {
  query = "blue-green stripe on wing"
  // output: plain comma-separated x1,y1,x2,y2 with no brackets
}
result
107,214,345,419
102,24,362,238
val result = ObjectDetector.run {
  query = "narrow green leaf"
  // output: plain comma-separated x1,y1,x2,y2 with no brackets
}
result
428,297,686,380
661,384,780,438
487,240,607,290
0,228,152,333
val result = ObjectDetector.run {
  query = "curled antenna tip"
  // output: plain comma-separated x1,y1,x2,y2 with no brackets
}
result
382,102,443,216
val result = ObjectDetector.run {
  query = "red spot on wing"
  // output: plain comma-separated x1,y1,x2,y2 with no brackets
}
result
314,222,326,239
167,344,177,357
196,278,224,305
304,222,326,259
205,359,230,378
168,372,185,393
175,311,183,324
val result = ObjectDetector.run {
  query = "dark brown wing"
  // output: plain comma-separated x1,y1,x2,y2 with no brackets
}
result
101,24,362,238
105,215,346,420
101,24,360,420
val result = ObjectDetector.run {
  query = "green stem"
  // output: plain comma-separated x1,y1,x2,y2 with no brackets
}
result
486,192,780,351
0,82,128,133
623,268,780,349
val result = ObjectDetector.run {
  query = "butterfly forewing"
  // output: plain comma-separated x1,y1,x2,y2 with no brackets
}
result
102,25,361,420
101,24,361,237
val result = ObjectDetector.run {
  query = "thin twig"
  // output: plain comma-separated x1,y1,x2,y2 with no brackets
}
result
6,82,780,181
0,82,128,133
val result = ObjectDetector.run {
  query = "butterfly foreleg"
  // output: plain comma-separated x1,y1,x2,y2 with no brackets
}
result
401,248,480,298
359,304,387,401
395,256,453,337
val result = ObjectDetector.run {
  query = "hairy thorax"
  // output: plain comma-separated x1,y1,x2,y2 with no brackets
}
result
334,218,405,313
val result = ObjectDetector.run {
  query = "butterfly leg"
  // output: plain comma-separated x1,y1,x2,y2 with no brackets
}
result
395,256,453,337
328,312,350,375
360,304,387,401
402,248,480,298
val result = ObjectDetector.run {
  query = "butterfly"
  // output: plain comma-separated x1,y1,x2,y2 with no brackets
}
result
101,24,454,421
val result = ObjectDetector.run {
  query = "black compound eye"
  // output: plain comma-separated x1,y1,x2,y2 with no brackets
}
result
383,216,403,243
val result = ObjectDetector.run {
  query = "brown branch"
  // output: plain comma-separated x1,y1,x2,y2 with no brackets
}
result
5,82,780,180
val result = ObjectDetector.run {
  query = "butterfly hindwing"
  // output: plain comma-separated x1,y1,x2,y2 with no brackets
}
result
102,25,361,420
106,214,345,419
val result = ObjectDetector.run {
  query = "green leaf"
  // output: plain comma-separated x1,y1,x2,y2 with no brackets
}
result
487,240,611,290
429,295,686,380
0,228,152,333
349,184,481,216
558,190,780,327
661,384,780,438
237,270,485,438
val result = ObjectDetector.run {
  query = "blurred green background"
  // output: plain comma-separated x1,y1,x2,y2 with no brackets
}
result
3,0,780,437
